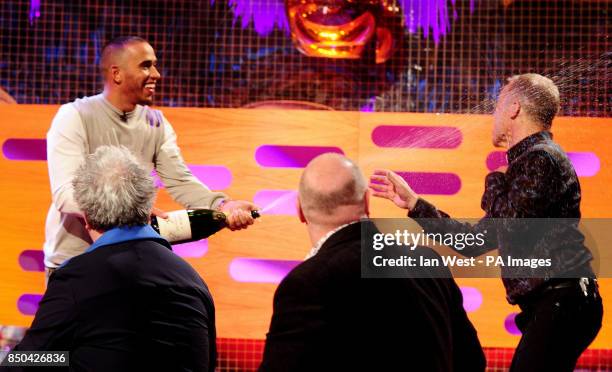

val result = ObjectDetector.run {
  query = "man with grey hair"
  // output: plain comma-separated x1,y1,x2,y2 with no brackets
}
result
260,153,485,372
371,73,602,370
12,146,217,372
492,73,560,147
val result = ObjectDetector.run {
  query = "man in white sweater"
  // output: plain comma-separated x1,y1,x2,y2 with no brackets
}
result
44,36,257,271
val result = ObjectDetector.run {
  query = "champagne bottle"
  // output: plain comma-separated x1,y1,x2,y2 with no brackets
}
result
151,209,260,243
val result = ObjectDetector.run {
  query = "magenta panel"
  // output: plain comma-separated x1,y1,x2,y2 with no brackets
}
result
567,152,600,177
371,125,462,148
485,151,508,171
395,171,461,195
229,258,302,283
173,239,208,258
504,312,521,336
17,294,43,316
18,250,45,272
486,151,600,177
2,138,46,160
187,165,233,190
459,286,483,313
152,165,232,190
253,190,298,216
255,145,344,168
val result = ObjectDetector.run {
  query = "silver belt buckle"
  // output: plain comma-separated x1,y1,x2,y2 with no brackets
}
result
579,278,588,296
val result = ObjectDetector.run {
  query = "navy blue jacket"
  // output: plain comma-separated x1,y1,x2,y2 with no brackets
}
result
13,226,216,372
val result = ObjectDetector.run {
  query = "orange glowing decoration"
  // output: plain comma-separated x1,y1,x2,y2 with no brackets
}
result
285,0,403,63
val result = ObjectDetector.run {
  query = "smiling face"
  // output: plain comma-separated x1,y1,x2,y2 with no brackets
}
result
118,42,160,106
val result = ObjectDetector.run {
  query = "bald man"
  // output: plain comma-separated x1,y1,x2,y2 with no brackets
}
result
259,153,485,372
44,36,257,273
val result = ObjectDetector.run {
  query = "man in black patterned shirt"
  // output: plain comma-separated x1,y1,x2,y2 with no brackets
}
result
369,74,602,371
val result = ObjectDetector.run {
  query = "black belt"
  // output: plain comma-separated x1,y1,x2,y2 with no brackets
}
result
544,278,598,297
518,278,599,308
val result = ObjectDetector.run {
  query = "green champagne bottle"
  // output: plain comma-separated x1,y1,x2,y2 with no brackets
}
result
151,209,260,243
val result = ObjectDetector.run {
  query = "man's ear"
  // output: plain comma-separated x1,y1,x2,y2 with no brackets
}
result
111,65,122,84
83,216,93,231
510,100,521,120
297,199,307,224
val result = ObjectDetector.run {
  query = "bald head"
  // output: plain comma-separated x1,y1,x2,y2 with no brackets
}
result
299,153,368,226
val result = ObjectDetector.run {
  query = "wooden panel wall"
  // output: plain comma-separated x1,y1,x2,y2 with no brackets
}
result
0,105,610,348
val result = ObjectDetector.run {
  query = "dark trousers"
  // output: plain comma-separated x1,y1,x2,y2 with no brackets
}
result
510,280,603,372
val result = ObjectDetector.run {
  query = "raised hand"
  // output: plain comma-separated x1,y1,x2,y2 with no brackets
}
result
368,169,419,210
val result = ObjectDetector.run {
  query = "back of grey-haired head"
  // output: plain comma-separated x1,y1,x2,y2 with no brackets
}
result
505,73,560,130
299,154,367,217
73,145,155,231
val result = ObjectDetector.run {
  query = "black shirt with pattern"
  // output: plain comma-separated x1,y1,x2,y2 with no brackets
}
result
408,131,594,304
